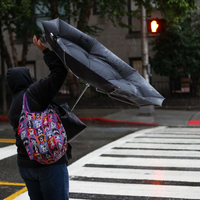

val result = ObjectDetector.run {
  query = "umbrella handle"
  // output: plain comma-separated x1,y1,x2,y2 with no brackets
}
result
71,83,90,111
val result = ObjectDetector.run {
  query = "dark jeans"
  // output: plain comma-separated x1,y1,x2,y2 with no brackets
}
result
19,163,69,200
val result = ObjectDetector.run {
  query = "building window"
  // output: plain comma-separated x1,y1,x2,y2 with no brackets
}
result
128,0,140,34
35,4,50,31
130,58,142,75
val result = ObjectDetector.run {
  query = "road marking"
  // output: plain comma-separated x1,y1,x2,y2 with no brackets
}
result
69,167,200,182
0,145,17,160
69,181,200,199
0,182,27,200
0,139,16,143
4,187,27,200
0,182,25,186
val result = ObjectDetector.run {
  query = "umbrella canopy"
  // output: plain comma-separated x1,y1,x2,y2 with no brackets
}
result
42,18,165,107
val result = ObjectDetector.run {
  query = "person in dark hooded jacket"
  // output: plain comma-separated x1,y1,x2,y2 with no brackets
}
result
6,35,69,200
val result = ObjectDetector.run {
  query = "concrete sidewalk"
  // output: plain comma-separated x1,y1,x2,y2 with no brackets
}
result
73,108,199,127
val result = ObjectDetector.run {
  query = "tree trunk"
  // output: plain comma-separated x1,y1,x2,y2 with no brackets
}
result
3,39,13,69
8,30,18,67
21,32,29,66
77,0,94,32
50,0,59,19
0,23,7,115
1,60,7,115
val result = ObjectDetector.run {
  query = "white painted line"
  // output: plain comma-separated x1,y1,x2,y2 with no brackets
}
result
69,167,200,182
152,129,200,134
69,181,200,199
88,156,200,168
0,144,17,160
132,138,200,143
140,134,200,138
123,142,200,150
101,149,200,157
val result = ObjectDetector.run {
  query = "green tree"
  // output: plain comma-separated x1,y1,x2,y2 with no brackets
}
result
134,0,198,26
0,0,41,114
150,11,200,95
150,11,200,77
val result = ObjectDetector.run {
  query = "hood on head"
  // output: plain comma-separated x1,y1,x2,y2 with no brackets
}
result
6,67,34,94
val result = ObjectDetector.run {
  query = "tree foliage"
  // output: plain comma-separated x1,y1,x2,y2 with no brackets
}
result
37,0,199,34
150,11,200,79
0,0,42,68
134,0,198,28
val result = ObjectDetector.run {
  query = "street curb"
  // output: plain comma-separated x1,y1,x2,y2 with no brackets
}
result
0,115,158,126
79,117,159,126
0,116,9,122
188,120,200,125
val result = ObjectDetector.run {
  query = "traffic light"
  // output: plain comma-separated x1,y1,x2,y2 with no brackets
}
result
147,19,166,34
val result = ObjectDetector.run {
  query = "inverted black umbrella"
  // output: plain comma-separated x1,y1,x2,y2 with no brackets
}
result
41,18,165,108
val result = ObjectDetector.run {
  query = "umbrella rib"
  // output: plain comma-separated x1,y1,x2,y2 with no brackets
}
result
107,94,136,106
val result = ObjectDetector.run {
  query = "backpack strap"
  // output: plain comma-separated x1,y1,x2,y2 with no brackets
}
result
22,93,31,112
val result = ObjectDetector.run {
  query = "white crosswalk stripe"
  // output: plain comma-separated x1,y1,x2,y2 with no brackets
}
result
0,144,17,160
68,126,200,199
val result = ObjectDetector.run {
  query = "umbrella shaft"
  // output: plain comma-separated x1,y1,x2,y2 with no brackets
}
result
71,83,90,111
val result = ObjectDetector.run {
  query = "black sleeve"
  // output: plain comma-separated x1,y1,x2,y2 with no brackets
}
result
27,48,68,111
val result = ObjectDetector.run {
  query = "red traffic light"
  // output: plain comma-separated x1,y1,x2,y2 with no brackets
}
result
147,19,166,34
151,20,159,33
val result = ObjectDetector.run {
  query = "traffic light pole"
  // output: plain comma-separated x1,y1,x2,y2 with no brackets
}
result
141,5,149,83
140,5,154,114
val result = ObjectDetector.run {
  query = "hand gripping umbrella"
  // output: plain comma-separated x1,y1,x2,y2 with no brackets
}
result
41,18,165,109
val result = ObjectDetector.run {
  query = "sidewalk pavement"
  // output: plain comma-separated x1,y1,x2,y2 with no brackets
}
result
1,107,200,127
69,108,200,127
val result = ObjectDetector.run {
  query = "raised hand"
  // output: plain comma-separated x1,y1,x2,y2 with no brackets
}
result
33,35,47,52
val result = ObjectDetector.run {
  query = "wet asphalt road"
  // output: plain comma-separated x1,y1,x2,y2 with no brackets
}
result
0,122,141,200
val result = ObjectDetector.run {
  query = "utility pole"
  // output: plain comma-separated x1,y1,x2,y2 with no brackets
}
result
141,5,149,83
140,5,154,114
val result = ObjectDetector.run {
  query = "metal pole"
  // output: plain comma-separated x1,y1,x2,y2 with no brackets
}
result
140,5,154,114
141,5,149,83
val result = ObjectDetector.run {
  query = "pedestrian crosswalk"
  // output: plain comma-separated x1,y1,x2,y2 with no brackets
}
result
5,126,200,199
68,126,200,200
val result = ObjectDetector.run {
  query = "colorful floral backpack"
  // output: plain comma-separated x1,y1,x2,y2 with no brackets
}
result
18,93,68,164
